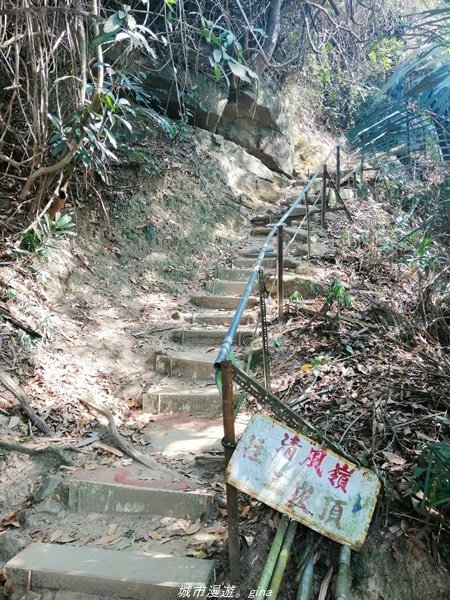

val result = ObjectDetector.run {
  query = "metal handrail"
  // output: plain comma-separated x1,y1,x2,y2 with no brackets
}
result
214,143,342,369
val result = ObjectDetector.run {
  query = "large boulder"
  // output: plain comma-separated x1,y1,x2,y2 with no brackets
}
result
144,66,228,132
217,84,293,176
143,66,294,176
194,129,290,207
265,274,327,299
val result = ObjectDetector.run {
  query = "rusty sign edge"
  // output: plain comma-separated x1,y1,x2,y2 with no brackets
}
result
226,413,382,551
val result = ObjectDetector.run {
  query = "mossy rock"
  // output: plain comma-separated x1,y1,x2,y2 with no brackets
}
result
265,274,326,299
283,257,301,269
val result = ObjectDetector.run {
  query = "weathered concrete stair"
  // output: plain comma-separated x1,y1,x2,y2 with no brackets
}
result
192,309,256,326
4,543,214,600
234,256,300,269
155,350,217,380
251,205,321,226
216,267,253,281
68,467,214,519
233,256,276,268
171,327,252,345
191,294,258,310
144,383,220,414
251,225,308,241
205,279,254,295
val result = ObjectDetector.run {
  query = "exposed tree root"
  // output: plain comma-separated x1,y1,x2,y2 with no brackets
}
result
79,397,187,482
0,439,74,466
0,368,55,436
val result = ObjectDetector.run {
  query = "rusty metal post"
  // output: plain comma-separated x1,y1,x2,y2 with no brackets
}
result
305,191,311,260
336,144,341,195
277,225,284,323
321,165,327,229
221,360,240,582
258,269,271,389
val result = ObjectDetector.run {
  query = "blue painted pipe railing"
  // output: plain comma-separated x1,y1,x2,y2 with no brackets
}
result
214,144,340,369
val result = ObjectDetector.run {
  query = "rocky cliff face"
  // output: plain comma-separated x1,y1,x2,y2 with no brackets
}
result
144,67,294,177
216,84,293,177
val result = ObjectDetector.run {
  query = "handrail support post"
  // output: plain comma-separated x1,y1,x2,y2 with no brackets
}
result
221,360,240,583
258,269,271,389
336,144,341,195
321,165,327,229
305,191,311,260
277,225,284,323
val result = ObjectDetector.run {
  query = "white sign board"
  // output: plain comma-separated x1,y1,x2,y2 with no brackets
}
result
226,413,381,550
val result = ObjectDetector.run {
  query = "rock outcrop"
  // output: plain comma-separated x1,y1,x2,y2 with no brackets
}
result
216,85,293,177
144,67,293,177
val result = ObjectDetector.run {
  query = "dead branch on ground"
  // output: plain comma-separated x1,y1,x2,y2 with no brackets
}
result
0,368,55,436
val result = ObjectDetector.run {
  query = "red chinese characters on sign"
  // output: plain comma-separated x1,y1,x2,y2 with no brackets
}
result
300,448,327,477
276,433,302,462
328,462,355,493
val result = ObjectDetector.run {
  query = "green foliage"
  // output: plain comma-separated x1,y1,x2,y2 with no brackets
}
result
17,213,75,257
48,72,169,182
310,354,329,370
349,3,450,161
413,442,450,512
91,5,157,60
6,289,17,300
43,5,173,187
325,278,354,309
199,16,258,84
288,291,304,302
340,231,352,246
367,37,403,80
403,230,439,271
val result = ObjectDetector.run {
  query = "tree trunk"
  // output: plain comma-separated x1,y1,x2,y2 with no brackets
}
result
254,0,283,75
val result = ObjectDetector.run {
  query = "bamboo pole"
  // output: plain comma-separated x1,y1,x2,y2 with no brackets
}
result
297,555,314,600
256,515,290,593
305,191,311,260
336,145,341,195
334,545,351,600
269,519,299,598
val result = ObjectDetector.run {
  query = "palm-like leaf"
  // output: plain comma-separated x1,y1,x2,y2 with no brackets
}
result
349,3,450,161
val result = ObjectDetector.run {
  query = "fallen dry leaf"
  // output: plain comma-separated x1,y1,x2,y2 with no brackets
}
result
185,520,201,535
93,532,121,546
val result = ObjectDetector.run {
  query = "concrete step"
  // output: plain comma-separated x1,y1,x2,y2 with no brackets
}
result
191,294,258,310
282,208,321,224
4,543,214,600
143,383,221,414
265,273,327,299
171,327,253,346
192,309,256,326
250,214,271,226
68,466,214,519
155,350,215,381
234,256,276,268
251,206,321,226
216,267,253,281
252,225,309,241
205,279,253,295
234,256,300,269
329,188,355,206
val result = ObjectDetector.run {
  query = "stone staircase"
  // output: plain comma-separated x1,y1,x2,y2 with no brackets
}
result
3,192,328,600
